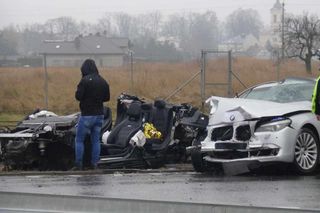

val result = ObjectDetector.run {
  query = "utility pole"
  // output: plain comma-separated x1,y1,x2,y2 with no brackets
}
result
129,50,134,94
281,1,285,60
200,50,206,110
227,50,232,97
43,53,48,109
276,51,280,81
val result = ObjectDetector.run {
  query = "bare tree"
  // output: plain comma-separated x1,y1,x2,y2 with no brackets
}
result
162,11,219,57
188,11,219,54
0,26,18,54
44,17,79,40
97,13,117,36
128,15,143,39
20,24,48,55
225,8,263,39
44,19,56,38
284,13,320,73
142,12,162,39
114,13,132,37
162,12,189,40
128,12,162,40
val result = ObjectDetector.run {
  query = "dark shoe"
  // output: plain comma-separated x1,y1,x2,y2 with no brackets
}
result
70,166,82,171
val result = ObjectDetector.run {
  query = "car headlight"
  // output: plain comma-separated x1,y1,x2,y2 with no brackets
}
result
256,119,291,132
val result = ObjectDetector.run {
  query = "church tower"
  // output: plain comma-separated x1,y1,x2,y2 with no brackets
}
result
270,0,283,46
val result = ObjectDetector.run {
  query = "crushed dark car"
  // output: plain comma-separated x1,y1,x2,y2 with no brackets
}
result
0,93,208,170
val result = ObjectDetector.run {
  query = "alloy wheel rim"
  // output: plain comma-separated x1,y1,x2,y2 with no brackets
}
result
295,132,318,170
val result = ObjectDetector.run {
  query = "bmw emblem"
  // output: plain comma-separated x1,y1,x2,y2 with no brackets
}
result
229,115,235,121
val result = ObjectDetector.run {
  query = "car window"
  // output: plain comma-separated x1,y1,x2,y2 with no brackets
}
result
239,80,315,103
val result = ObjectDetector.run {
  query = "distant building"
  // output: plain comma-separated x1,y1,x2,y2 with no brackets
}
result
0,54,20,67
270,0,283,47
39,34,130,67
218,0,283,59
218,34,259,53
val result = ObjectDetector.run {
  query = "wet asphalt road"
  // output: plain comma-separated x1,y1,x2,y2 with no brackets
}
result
0,170,320,210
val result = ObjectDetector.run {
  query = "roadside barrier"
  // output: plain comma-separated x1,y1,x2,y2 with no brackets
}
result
0,191,319,213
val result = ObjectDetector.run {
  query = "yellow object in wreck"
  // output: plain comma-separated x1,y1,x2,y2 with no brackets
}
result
143,123,162,139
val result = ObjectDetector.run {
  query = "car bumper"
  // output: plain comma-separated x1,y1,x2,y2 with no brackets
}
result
197,126,298,164
203,154,280,163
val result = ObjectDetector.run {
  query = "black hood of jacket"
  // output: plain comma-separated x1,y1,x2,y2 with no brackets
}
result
81,59,99,77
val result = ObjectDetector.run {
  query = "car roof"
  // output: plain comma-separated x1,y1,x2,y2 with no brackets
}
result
281,77,316,83
237,77,315,97
254,77,315,88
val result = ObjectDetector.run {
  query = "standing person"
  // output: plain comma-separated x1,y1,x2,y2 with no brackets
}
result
73,59,110,170
312,76,320,121
313,51,320,120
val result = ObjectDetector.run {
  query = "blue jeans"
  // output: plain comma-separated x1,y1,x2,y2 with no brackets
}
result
75,115,104,168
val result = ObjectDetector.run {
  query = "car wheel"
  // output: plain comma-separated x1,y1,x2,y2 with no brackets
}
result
293,128,319,174
191,151,207,172
191,138,207,172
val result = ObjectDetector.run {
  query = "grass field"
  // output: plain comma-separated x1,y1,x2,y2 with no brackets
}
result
0,57,319,121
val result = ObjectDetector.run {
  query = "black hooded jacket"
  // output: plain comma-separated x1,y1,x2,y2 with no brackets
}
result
75,59,110,116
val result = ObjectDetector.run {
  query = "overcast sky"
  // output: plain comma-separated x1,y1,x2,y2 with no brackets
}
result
1,0,320,28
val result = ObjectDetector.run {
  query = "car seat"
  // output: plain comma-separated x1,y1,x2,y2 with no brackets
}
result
101,106,112,133
144,99,173,151
100,101,142,155
141,103,153,122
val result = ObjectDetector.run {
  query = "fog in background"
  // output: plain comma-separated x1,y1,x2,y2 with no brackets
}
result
1,0,320,65
1,0,320,28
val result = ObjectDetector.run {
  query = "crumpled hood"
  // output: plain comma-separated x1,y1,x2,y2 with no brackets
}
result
206,96,311,125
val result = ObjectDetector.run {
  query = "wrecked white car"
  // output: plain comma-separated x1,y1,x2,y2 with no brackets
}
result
190,77,320,174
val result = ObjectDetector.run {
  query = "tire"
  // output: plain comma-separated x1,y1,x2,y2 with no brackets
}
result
293,128,319,174
190,138,207,172
191,150,207,172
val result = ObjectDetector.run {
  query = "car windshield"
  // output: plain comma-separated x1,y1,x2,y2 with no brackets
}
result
239,78,315,103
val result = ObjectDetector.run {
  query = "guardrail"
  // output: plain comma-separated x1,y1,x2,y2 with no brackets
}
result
0,191,319,213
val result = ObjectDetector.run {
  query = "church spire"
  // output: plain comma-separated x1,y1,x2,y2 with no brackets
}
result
272,0,282,10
